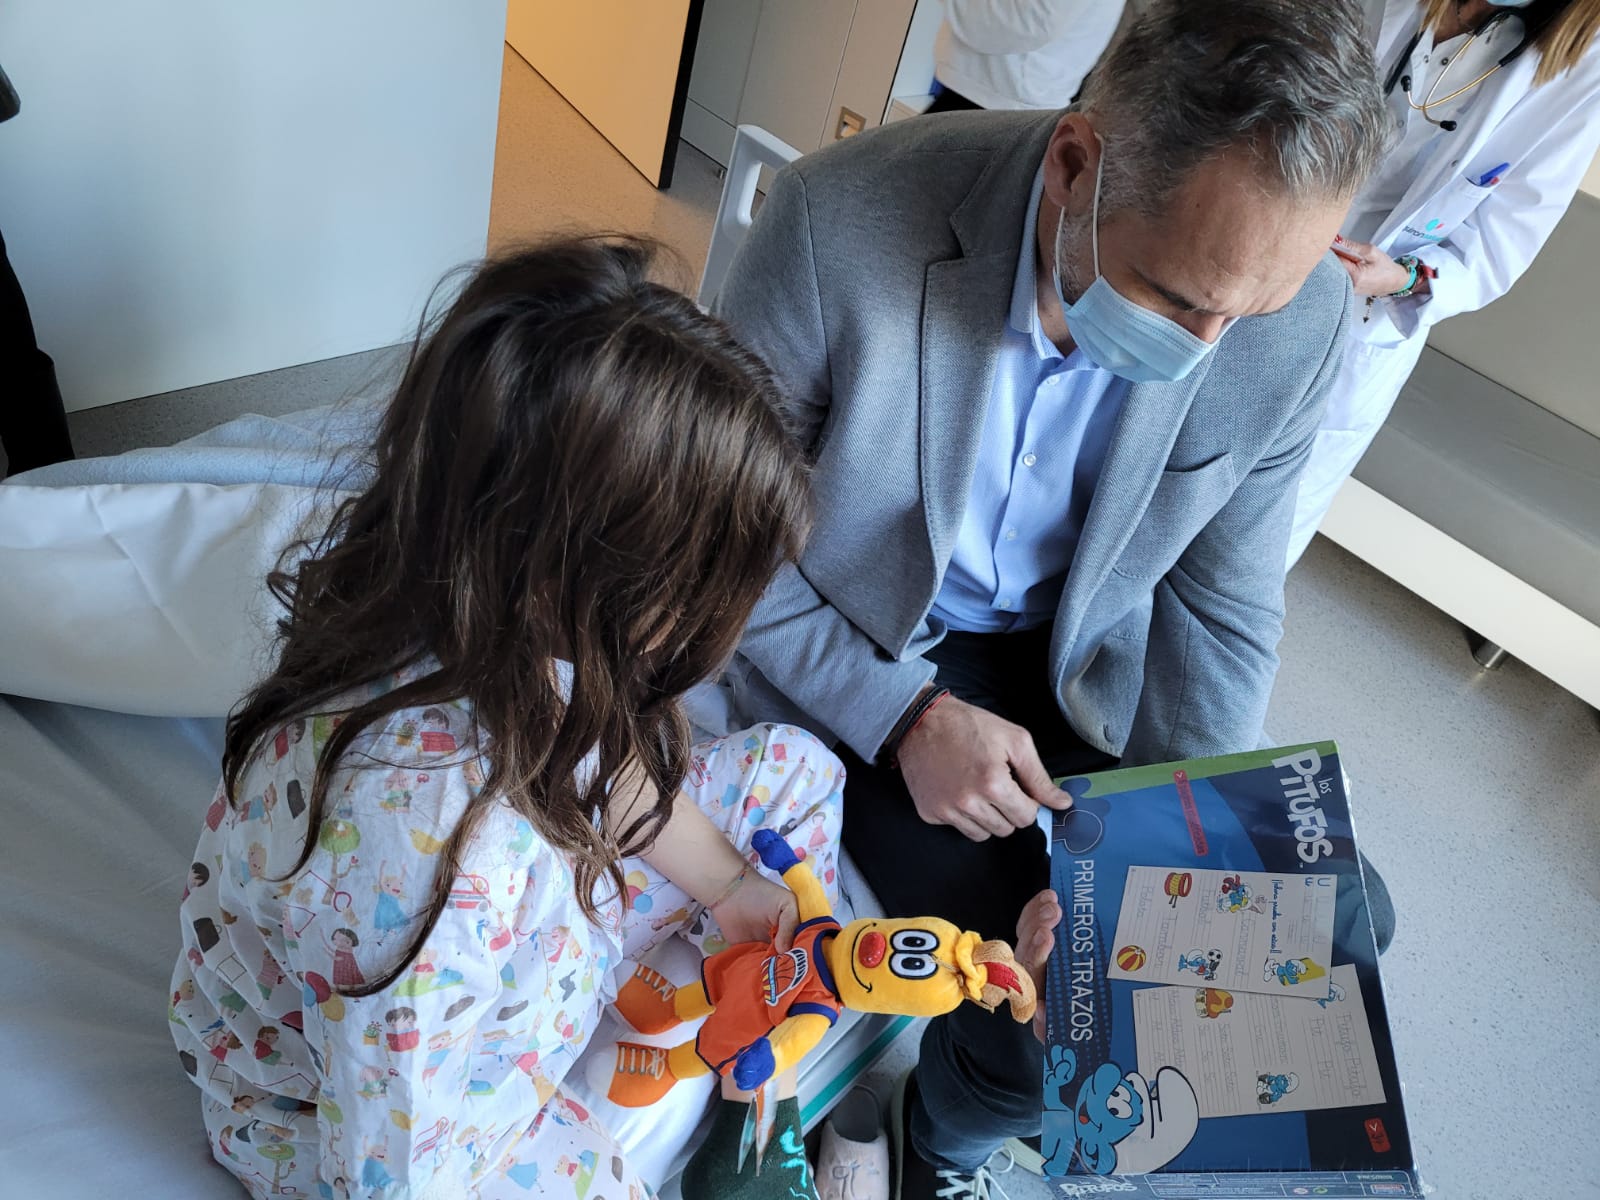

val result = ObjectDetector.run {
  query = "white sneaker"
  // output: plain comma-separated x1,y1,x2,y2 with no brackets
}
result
817,1086,889,1200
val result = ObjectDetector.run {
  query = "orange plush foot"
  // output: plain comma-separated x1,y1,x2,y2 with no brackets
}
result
606,1041,678,1107
615,963,682,1034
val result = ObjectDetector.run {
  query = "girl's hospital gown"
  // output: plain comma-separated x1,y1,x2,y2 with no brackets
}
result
169,672,844,1199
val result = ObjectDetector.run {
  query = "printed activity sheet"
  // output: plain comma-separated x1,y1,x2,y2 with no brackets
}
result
1107,865,1336,999
1131,964,1386,1117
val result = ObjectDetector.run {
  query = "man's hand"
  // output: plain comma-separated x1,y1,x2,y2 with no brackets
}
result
896,695,1070,841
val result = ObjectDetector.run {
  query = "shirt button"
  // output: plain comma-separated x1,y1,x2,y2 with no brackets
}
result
1022,452,1038,468
1004,528,1018,541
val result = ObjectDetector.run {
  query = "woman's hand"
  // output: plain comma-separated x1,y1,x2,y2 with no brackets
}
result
1331,236,1414,298
709,869,799,951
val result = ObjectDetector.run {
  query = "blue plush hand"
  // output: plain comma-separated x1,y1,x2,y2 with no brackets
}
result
732,1036,776,1091
751,829,801,874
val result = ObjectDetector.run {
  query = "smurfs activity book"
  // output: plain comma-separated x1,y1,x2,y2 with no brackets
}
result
1038,743,1421,1198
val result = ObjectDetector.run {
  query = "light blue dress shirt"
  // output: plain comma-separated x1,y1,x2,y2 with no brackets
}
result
929,168,1129,634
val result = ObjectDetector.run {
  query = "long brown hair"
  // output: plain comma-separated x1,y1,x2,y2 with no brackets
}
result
1421,0,1600,85
222,236,810,994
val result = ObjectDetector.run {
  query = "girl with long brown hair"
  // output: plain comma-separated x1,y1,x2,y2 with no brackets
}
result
168,236,845,1198
1289,0,1600,560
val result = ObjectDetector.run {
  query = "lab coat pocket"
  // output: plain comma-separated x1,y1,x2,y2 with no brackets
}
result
1111,454,1238,583
1392,173,1495,254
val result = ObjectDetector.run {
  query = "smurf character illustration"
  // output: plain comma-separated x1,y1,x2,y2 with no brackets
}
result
1177,948,1222,982
1257,1072,1300,1105
1041,1045,1201,1176
1216,875,1266,915
1314,980,1348,1009
1264,956,1326,988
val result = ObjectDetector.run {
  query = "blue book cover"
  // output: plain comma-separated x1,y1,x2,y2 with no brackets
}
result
1039,743,1420,1198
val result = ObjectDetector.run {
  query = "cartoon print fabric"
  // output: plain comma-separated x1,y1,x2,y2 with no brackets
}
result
170,668,844,1198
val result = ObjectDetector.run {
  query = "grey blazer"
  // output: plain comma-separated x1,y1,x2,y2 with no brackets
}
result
714,110,1349,767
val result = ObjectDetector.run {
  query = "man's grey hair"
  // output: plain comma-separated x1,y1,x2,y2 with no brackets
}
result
1078,0,1392,214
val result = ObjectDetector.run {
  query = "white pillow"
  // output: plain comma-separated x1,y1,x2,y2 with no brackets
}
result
0,481,335,716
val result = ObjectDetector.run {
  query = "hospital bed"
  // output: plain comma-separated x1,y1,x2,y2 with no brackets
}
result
0,125,918,1197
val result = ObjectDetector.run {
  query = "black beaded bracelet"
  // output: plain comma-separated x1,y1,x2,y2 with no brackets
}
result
880,684,952,768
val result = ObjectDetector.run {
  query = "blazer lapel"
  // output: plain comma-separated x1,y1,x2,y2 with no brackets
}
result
1055,367,1208,629
919,113,1061,586
918,253,1013,575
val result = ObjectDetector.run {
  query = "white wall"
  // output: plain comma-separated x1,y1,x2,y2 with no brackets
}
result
0,1,506,412
890,0,944,104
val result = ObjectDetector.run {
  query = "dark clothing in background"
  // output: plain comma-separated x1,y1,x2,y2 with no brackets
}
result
1,62,75,477
924,86,982,114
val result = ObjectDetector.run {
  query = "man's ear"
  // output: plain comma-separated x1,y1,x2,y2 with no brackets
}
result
1043,112,1102,220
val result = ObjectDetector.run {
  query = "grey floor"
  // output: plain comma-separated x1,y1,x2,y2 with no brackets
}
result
49,47,1600,1200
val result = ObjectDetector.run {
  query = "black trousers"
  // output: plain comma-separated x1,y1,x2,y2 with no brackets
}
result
924,86,982,114
841,627,1396,1170
842,628,1114,1170
0,227,74,477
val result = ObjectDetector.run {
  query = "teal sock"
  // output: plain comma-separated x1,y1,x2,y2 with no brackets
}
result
680,1097,816,1200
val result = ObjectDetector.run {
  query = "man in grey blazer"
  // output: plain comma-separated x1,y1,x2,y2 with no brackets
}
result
715,1,1390,1192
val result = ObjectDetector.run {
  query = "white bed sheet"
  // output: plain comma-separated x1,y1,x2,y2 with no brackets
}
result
0,694,903,1197
1,697,239,1198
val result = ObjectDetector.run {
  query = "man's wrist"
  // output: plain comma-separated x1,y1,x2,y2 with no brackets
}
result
879,684,952,768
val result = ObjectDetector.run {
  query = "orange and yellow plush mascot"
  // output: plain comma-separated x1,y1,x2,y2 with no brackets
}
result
605,828,1035,1105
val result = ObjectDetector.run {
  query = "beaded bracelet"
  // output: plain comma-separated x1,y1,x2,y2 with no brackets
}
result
705,864,750,910
1389,255,1422,299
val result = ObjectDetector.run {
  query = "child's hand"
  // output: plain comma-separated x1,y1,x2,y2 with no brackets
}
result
1016,888,1061,1044
710,872,799,952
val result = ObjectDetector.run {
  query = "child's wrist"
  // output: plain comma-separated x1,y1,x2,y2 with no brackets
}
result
703,864,751,910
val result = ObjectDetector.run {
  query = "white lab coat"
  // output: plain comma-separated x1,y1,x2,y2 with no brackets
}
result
1288,0,1600,564
934,0,1125,110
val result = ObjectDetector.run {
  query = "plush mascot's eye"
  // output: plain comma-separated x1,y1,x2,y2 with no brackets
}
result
889,952,939,980
890,929,939,953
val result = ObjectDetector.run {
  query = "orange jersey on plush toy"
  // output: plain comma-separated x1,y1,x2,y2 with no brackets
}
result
695,915,842,1073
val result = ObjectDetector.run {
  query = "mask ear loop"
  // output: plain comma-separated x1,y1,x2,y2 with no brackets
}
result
1054,132,1109,295
1089,133,1105,279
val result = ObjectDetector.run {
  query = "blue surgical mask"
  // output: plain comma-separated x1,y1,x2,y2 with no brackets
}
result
1052,141,1220,383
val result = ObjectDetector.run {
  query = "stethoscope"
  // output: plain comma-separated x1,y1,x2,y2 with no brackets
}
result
1383,3,1560,130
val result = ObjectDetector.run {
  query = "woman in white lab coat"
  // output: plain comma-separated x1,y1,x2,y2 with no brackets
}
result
1288,0,1600,564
